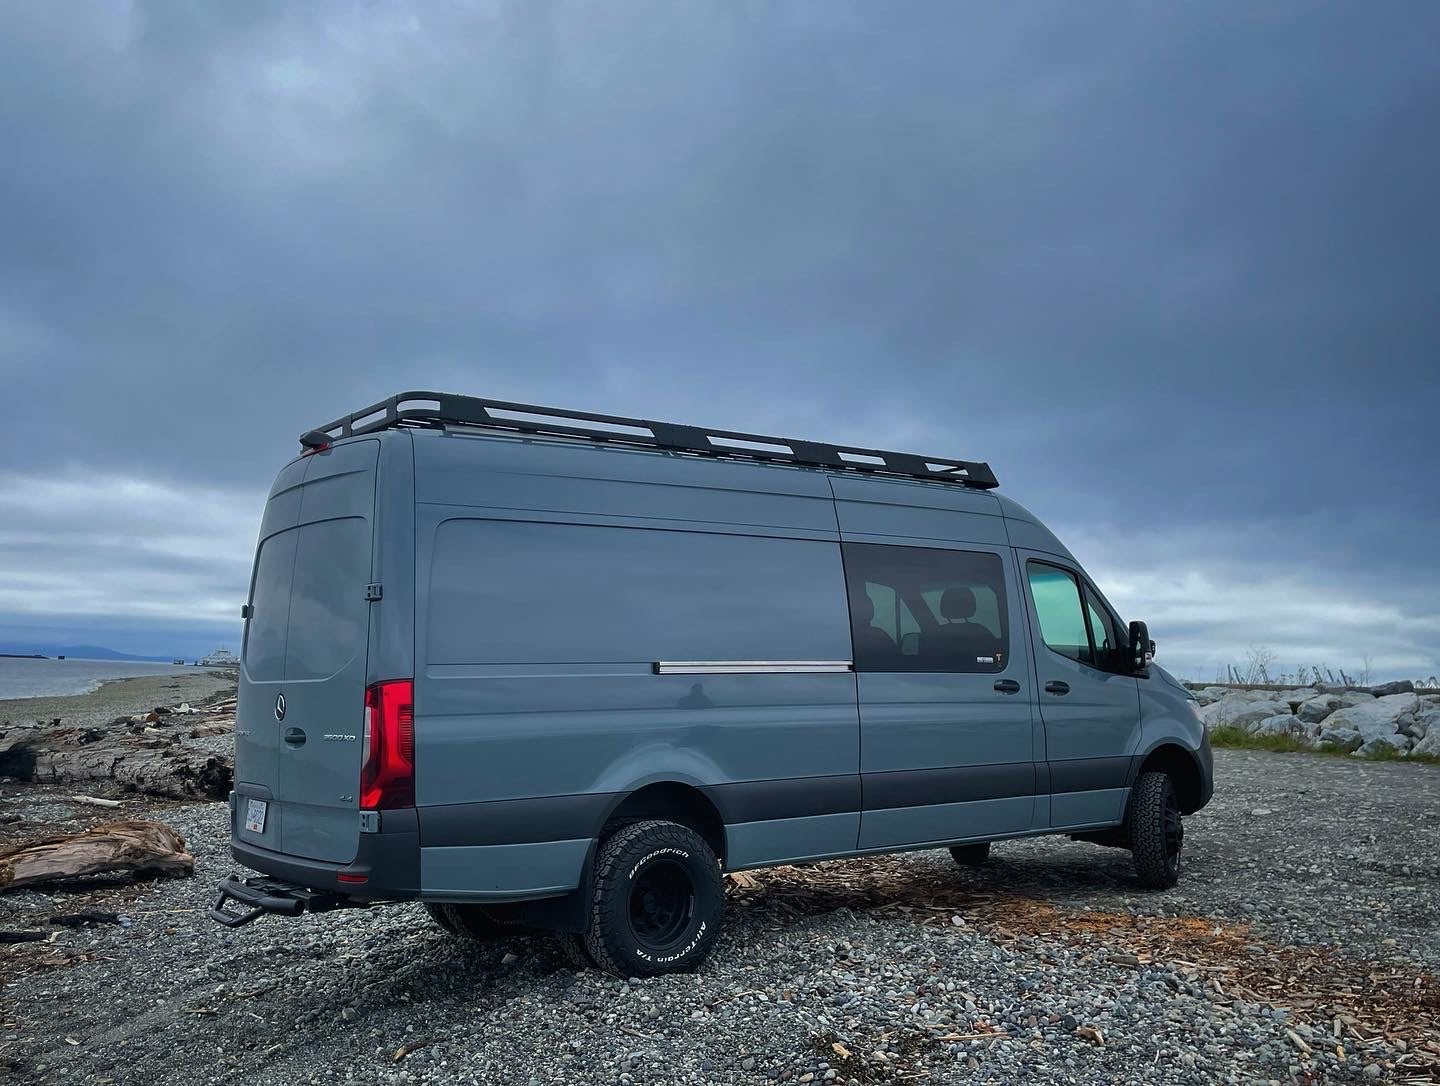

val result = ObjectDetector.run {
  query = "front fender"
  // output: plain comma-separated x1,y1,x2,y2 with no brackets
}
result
1132,679,1214,812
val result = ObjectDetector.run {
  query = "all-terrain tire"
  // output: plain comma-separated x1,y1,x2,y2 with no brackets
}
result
423,902,462,935
555,933,595,969
948,842,991,866
581,819,724,977
431,903,514,941
1128,770,1183,889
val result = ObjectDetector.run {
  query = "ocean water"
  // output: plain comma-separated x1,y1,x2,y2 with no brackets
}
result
0,657,205,700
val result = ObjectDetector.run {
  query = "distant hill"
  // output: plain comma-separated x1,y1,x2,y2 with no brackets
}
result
0,642,175,662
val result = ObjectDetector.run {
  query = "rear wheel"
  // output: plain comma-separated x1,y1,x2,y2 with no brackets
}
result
423,902,461,935
581,819,724,977
1128,770,1183,889
425,903,514,941
554,933,594,969
948,842,991,866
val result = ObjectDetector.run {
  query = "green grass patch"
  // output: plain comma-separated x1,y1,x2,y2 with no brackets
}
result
1207,725,1338,754
1208,724,1440,765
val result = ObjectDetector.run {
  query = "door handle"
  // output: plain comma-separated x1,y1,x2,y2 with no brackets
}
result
283,727,307,747
1044,680,1070,696
993,679,1021,694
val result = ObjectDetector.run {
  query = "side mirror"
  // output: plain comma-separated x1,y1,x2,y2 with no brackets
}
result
1128,620,1153,671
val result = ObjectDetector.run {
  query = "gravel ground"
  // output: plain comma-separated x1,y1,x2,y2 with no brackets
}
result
2,750,1437,1085
0,673,237,730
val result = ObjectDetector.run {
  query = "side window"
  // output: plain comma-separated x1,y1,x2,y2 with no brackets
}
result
1083,583,1127,674
241,519,371,681
843,543,1009,673
286,517,372,681
243,528,297,681
426,521,852,665
1026,562,1090,664
863,582,899,643
860,583,925,656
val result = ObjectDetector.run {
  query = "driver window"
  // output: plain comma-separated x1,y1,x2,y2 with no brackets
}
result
1026,562,1089,663
1083,583,1126,673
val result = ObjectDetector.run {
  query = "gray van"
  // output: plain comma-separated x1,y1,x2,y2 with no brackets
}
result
211,391,1213,977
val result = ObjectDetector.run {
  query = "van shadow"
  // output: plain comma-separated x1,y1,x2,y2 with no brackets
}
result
378,847,1154,1004
723,846,1147,925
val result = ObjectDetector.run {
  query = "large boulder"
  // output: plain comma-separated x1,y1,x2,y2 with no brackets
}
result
1279,687,1321,711
1251,714,1311,741
1192,686,1231,706
1356,732,1410,758
1404,707,1440,741
1296,691,1374,725
1200,693,1294,732
1366,680,1415,697
1410,728,1440,759
1317,726,1365,753
1317,693,1419,748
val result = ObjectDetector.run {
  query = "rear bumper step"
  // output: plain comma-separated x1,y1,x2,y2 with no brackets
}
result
208,874,364,928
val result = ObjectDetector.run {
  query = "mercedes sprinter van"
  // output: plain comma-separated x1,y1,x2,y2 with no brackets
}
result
211,391,1213,977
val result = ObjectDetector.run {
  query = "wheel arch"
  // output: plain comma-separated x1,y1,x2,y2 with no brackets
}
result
510,781,729,936
1132,743,1206,814
597,781,728,864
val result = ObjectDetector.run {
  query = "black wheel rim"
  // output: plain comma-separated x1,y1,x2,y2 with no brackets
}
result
1163,792,1184,874
628,860,695,952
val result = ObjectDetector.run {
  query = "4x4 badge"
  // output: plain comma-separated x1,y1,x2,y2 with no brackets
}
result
274,693,286,721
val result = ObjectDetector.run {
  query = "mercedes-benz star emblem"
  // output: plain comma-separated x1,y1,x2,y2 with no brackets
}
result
274,692,287,721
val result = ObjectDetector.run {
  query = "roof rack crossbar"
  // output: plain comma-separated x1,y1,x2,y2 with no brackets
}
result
304,391,998,489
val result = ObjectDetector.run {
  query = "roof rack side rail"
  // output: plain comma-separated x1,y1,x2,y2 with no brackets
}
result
302,391,999,490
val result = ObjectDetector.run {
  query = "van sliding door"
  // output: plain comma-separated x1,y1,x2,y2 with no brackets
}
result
413,516,862,886
845,542,1038,850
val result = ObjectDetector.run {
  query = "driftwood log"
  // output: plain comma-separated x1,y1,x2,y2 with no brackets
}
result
0,820,194,892
0,722,232,800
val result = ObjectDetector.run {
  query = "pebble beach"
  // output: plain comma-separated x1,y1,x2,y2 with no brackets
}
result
0,671,237,730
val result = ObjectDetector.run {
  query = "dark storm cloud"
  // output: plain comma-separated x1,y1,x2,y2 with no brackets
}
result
0,1,1436,676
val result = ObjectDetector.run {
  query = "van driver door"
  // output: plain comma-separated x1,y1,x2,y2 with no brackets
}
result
1017,553,1141,829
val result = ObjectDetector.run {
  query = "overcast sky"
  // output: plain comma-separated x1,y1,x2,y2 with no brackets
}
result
1,2,1437,680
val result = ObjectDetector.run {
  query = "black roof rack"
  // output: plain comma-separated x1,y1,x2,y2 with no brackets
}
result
302,391,999,490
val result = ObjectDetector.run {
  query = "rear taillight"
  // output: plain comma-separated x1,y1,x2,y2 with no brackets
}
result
361,679,415,809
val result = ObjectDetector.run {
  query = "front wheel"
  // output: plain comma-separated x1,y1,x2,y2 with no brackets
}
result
581,819,724,977
1128,771,1183,889
948,842,991,866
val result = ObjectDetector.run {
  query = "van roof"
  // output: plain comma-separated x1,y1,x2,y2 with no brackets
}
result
301,390,999,491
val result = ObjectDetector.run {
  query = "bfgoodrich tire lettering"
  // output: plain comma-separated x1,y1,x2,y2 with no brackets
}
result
1128,770,1183,889
582,819,724,977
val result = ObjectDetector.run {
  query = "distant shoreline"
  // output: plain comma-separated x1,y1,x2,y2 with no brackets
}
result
0,671,238,729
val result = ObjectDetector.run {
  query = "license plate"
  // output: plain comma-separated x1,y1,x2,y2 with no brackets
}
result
244,798,268,834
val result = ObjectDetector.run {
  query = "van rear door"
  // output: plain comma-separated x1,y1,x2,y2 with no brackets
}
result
236,440,379,864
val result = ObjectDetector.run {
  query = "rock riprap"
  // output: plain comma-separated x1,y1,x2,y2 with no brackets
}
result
1194,682,1439,757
